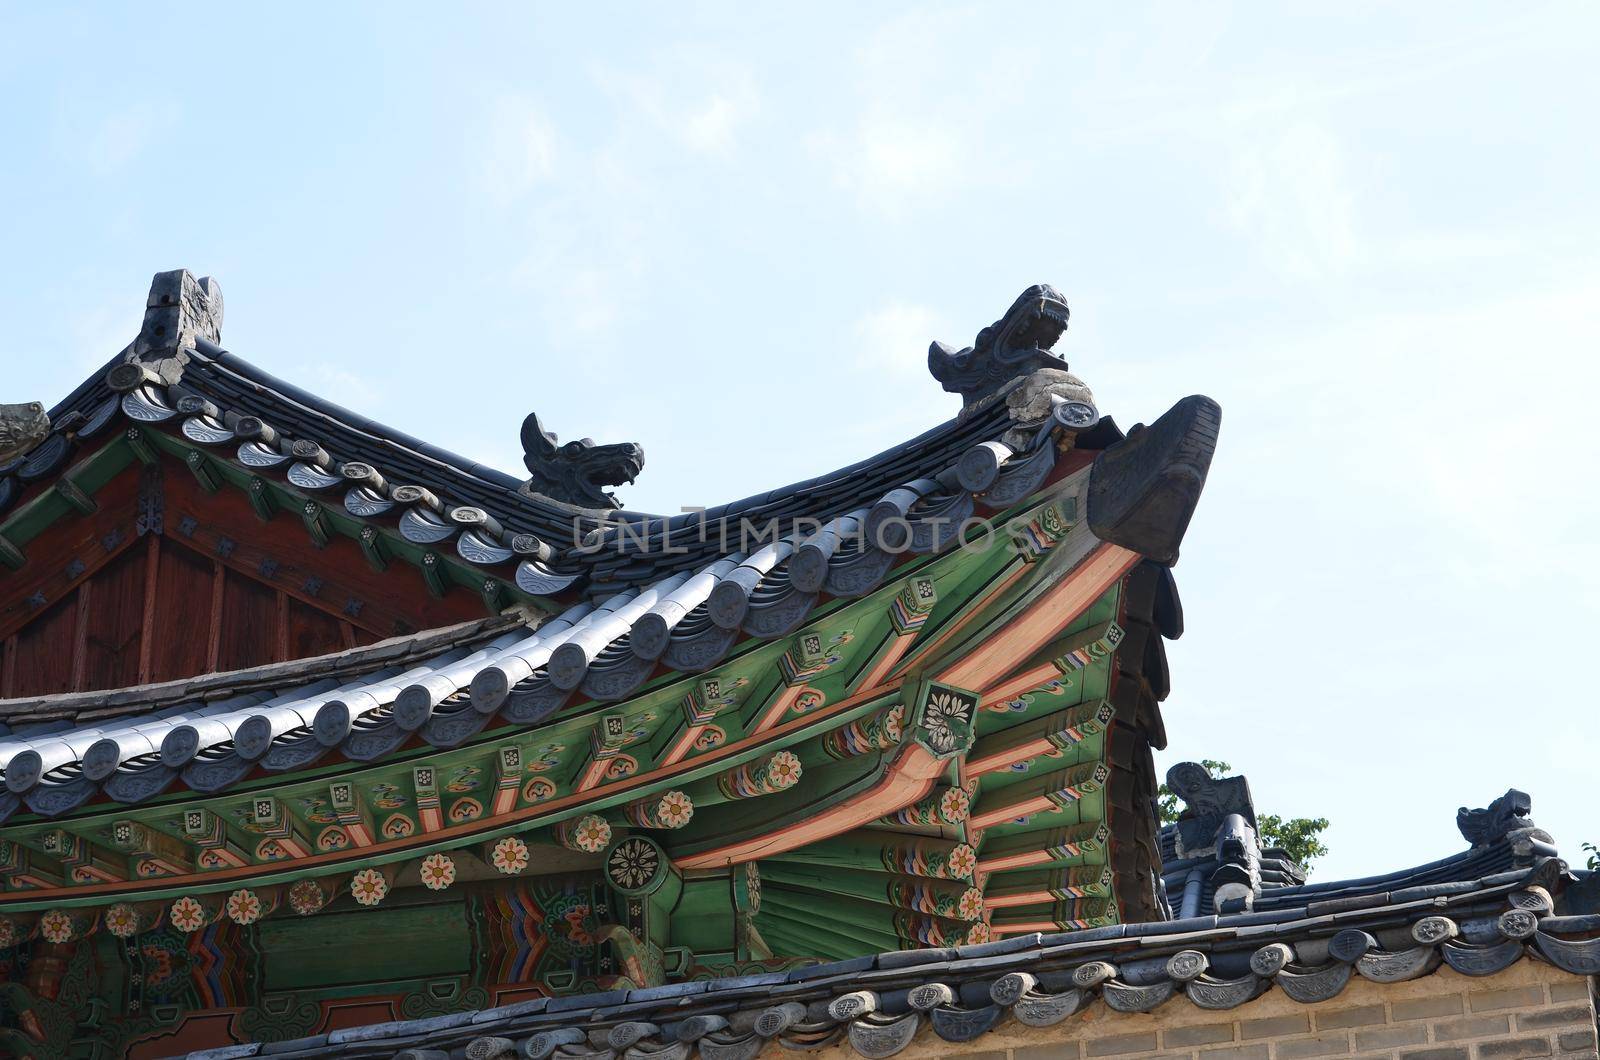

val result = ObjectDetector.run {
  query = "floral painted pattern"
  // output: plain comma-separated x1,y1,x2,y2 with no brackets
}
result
766,750,803,789
103,903,141,938
523,776,556,803
921,689,974,755
940,787,972,823
792,688,826,714
369,782,407,809
169,896,207,933
571,815,611,853
226,890,262,925
524,742,567,773
381,813,415,839
316,826,350,852
656,790,694,829
39,910,74,943
447,797,484,823
958,887,986,921
947,844,978,879
419,854,456,890
445,765,483,793
288,879,327,916
350,868,389,906
692,725,726,751
604,754,639,781
491,836,530,875
966,921,992,945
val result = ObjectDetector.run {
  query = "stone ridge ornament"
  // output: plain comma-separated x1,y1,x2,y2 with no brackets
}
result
518,411,645,510
0,401,50,463
1457,788,1536,846
928,284,1074,411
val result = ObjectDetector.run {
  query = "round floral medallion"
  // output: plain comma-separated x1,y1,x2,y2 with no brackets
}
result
921,689,975,755
965,921,992,945
957,887,986,921
947,844,978,879
571,815,611,853
766,750,802,789
939,787,971,823
419,853,456,891
226,889,262,925
350,868,389,906
606,836,662,892
656,790,694,828
169,896,207,933
103,903,141,938
491,836,530,875
288,879,327,916
39,910,74,944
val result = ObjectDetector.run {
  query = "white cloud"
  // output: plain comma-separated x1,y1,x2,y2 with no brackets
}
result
480,96,557,202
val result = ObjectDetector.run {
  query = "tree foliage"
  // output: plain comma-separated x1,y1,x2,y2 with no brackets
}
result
1156,759,1331,875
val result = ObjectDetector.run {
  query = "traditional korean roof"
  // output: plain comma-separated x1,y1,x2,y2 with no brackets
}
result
0,271,1214,981
1157,766,1557,921
2,274,1133,602
165,790,1592,1060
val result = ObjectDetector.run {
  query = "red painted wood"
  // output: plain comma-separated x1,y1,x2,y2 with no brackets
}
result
1,450,491,693
215,568,278,672
0,469,143,642
80,545,148,691
138,534,160,683
205,559,225,672
275,591,290,663
0,634,13,697
70,580,92,690
286,597,347,662
10,593,78,696
146,539,215,683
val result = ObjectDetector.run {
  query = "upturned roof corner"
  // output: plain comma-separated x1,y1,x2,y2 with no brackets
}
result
106,268,224,393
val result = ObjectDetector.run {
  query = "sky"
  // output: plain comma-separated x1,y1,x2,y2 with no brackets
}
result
1,4,1596,881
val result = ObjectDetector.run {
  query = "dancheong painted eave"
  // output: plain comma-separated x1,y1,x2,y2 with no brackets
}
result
0,271,1231,1058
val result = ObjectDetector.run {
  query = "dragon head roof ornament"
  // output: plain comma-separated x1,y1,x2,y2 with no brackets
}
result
1166,761,1258,859
929,284,1074,407
929,284,1099,445
518,412,646,511
1457,789,1539,848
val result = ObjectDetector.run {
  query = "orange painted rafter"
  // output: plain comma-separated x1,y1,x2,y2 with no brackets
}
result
674,741,947,870
939,542,1138,691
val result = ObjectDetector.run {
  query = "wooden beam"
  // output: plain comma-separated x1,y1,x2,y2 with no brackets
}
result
938,542,1138,691
205,560,225,671
137,534,160,683
70,582,91,692
674,742,946,870
275,590,290,663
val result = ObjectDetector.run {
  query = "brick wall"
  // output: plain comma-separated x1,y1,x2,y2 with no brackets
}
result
809,959,1595,1060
